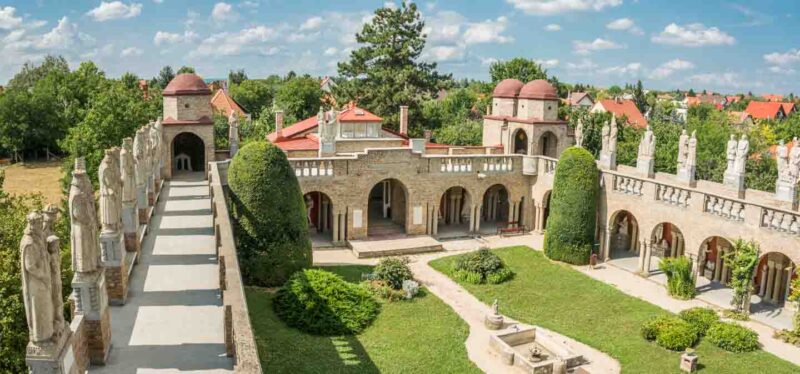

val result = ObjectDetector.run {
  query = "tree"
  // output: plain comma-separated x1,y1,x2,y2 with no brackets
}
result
336,2,449,134
228,69,248,85
274,76,322,122
723,239,759,316
227,141,312,286
177,66,196,74
229,79,276,119
633,80,647,114
607,85,623,97
488,58,548,84
435,120,482,146
156,65,175,88
544,147,599,265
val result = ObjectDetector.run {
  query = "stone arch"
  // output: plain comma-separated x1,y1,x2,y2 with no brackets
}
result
303,191,335,244
539,131,558,158
481,184,510,231
649,222,685,259
512,128,529,155
697,236,735,285
438,186,473,238
754,252,796,305
172,132,205,173
607,210,640,259
367,178,408,237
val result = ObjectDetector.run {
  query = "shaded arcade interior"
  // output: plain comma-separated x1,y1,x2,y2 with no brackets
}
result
172,132,205,173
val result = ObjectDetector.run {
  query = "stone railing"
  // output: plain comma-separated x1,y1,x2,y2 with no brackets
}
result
481,156,515,172
439,157,474,173
703,194,746,222
611,174,645,196
542,157,557,175
210,161,263,373
655,183,691,208
760,207,800,234
292,160,334,177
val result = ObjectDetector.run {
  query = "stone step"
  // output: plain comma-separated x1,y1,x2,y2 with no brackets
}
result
348,236,444,258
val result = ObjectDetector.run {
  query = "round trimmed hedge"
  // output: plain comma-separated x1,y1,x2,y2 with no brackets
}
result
228,141,312,286
273,269,380,335
453,249,515,284
679,307,719,336
641,315,698,351
706,322,759,352
374,257,413,290
544,147,599,265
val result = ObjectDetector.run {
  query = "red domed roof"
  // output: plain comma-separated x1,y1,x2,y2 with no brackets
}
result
163,73,211,96
492,79,524,98
519,79,558,100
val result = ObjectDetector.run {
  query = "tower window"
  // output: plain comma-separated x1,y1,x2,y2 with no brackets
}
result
185,103,190,109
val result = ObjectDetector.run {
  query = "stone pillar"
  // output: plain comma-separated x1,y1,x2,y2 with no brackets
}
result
134,129,149,224
643,241,653,277
474,205,481,233
638,240,648,274
713,248,723,282
759,264,768,296
637,156,655,178
720,252,730,285
321,200,329,233
121,138,140,261
432,208,439,236
783,267,794,305
332,212,340,243
765,261,776,303
772,263,784,303
603,228,612,261
670,237,678,258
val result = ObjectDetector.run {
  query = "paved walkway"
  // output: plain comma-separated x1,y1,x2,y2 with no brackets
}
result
93,173,233,373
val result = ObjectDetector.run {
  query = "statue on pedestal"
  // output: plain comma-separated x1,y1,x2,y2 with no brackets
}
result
777,140,791,183
734,135,749,174
575,119,584,148
601,122,610,153
70,158,99,274
133,129,146,188
42,205,65,335
791,137,800,183
638,126,655,159
121,138,136,204
608,116,618,153
725,134,737,173
686,131,697,170
99,149,122,234
22,212,54,343
677,129,689,169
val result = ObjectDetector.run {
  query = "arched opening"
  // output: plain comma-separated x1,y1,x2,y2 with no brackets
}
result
513,129,528,155
697,236,735,285
539,131,558,158
541,191,551,230
172,132,205,173
754,252,796,306
368,179,407,237
304,191,334,246
648,222,685,274
608,210,639,260
481,184,509,234
438,186,472,239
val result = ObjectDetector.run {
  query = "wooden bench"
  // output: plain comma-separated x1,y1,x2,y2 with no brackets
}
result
497,221,527,236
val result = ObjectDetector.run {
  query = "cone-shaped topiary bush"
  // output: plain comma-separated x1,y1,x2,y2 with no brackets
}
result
273,269,380,335
228,141,312,286
544,146,599,265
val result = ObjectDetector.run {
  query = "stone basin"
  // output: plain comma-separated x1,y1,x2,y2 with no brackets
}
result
489,325,584,374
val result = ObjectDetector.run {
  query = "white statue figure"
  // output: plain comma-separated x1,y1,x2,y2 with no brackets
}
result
677,129,689,168
134,129,147,186
69,158,99,273
638,126,655,158
305,195,314,226
492,299,499,315
734,135,749,174
121,138,136,203
228,111,240,143
99,149,122,233
790,137,800,182
575,119,584,148
143,123,154,176
608,116,618,153
686,131,697,169
149,122,161,175
42,205,65,334
725,134,738,173
21,212,54,343
618,216,629,236
777,140,791,182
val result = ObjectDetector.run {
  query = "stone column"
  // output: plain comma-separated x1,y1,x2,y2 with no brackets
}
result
759,264,768,296
603,228,612,261
332,212,340,243
765,261,776,303
783,267,794,305
638,240,648,274
772,263,784,303
720,252,730,285
474,205,481,233
321,200,329,233
120,138,140,261
432,207,439,236
643,241,653,277
713,248,723,282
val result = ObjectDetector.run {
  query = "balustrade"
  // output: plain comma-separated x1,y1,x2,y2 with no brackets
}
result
439,158,473,173
543,158,557,174
703,195,745,221
760,208,800,234
612,174,644,196
481,157,514,172
292,160,334,177
655,184,691,208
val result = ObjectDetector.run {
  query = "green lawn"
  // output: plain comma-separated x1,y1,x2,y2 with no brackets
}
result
245,265,480,374
429,246,798,374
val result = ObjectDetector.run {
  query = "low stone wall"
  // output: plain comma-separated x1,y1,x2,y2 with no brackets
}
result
209,161,263,373
69,315,90,373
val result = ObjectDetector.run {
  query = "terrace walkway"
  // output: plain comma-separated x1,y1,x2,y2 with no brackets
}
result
92,173,233,373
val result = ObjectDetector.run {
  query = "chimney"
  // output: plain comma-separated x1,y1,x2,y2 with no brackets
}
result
423,130,431,143
275,110,284,139
399,105,408,135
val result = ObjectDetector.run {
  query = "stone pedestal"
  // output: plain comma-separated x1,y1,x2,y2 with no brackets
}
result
100,231,127,305
677,166,696,186
680,352,698,373
122,201,140,260
71,270,111,365
599,152,616,170
147,175,155,206
26,327,78,374
723,171,745,197
775,180,796,203
637,156,654,178
484,314,504,330
136,184,148,224
230,142,239,159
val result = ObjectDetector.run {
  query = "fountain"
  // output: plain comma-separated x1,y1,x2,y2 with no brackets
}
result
489,325,583,374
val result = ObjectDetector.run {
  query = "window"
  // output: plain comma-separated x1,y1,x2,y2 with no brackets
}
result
184,103,190,109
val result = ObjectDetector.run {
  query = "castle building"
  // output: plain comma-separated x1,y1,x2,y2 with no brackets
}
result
161,73,217,177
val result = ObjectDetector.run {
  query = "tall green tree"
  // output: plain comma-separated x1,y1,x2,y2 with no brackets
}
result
156,65,175,88
488,58,548,84
177,66,196,74
633,80,647,114
228,69,248,85
336,2,449,134
274,76,322,122
229,79,276,119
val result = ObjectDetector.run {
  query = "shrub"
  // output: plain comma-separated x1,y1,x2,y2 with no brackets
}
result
273,269,380,335
374,257,413,290
454,270,483,284
364,280,407,302
641,315,680,341
486,268,515,284
706,322,759,352
453,249,515,284
679,307,719,336
402,280,420,299
659,256,696,299
543,147,599,265
641,315,698,351
723,309,750,321
228,141,312,286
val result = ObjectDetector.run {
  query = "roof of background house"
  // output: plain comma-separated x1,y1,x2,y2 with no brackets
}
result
781,102,795,114
163,73,211,96
210,89,247,117
596,99,648,128
726,95,741,104
568,92,594,105
727,111,751,125
746,101,787,120
762,94,784,102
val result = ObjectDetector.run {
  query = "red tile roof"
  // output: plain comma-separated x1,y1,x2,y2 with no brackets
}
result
781,102,795,115
210,89,247,117
762,94,784,102
272,136,319,151
163,73,211,96
745,101,786,120
267,115,318,142
595,99,648,128
338,105,382,122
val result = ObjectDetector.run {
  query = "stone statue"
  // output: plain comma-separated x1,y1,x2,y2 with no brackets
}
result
777,140,791,182
725,134,737,173
69,158,99,273
99,149,122,233
21,212,54,343
228,111,239,142
121,138,136,203
134,129,147,186
734,135,749,174
601,122,610,152
492,299,499,315
575,119,584,148
42,205,65,334
149,122,162,177
791,137,800,182
686,131,697,169
638,126,655,158
677,129,689,168
608,116,618,152
305,195,314,226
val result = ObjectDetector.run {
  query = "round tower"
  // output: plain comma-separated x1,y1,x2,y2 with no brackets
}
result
161,73,215,178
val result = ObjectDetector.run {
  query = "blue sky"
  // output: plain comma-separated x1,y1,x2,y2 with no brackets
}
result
2,0,799,94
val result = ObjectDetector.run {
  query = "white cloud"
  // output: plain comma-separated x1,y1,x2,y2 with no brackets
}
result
649,58,694,79
463,16,512,45
651,23,735,47
573,38,624,55
120,46,142,57
481,57,499,66
426,45,464,62
769,66,796,74
240,1,259,8
424,11,465,43
600,62,641,76
153,0,163,3
544,24,561,31
566,58,597,71
86,2,142,22
324,47,338,56
81,43,115,59
211,2,238,23
383,2,397,9
507,0,623,15
153,30,198,46
606,18,643,35
688,72,749,88
764,49,800,66
35,17,78,49
0,6,23,30
191,25,279,57
300,16,323,31
536,59,559,68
